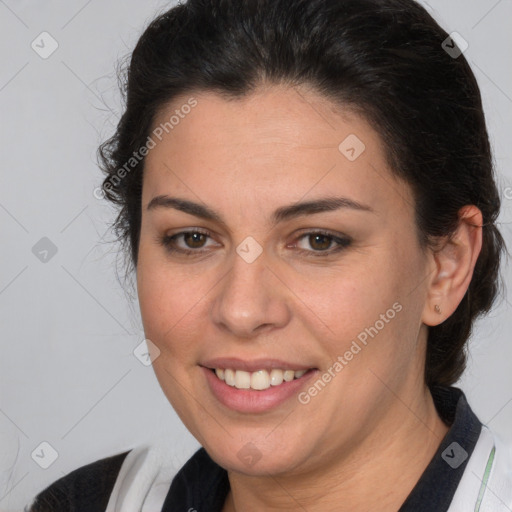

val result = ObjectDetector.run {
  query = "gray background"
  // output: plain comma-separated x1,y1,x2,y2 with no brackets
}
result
0,1,511,510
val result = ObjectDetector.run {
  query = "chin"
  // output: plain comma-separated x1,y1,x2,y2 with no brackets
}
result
204,436,310,477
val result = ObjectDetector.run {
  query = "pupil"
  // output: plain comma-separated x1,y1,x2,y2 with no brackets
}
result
186,233,205,248
310,234,330,250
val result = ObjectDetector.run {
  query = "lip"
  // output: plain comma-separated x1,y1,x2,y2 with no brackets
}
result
201,365,319,414
200,357,315,373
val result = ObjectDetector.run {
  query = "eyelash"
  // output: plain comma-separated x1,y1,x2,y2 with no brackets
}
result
158,229,352,258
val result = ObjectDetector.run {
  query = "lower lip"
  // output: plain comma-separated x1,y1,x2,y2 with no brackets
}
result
201,366,318,413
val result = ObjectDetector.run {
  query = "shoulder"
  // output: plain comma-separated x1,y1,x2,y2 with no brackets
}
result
27,438,190,511
26,450,131,512
486,428,512,507
449,425,512,511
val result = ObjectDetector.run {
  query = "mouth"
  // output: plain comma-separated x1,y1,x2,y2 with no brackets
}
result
201,364,319,413
199,357,319,413
207,367,316,391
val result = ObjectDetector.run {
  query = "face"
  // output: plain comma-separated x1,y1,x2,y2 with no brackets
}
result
137,84,433,477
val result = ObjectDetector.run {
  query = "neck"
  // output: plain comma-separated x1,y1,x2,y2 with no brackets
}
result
222,386,450,512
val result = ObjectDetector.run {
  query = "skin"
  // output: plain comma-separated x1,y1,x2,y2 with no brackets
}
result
136,84,482,511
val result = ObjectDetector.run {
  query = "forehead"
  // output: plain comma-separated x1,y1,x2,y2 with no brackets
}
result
142,85,413,223
149,85,377,156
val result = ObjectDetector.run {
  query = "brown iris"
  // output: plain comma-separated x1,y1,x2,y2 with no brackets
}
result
308,234,332,251
184,232,208,248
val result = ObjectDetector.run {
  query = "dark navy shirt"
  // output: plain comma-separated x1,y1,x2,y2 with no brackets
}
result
29,386,482,512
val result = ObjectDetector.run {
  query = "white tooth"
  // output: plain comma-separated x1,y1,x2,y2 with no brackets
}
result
224,368,236,386
219,367,307,389
283,370,295,382
251,370,270,390
270,369,284,386
234,370,251,389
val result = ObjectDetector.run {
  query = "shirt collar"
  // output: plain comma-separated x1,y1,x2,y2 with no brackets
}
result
161,386,482,511
398,386,482,511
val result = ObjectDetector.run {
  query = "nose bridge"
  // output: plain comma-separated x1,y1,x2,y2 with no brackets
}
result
211,245,290,337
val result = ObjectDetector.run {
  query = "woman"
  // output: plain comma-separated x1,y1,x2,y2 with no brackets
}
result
27,0,512,510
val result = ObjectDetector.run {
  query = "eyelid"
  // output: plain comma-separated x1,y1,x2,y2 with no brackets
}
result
159,227,352,257
292,227,350,240
161,228,219,251
289,229,352,256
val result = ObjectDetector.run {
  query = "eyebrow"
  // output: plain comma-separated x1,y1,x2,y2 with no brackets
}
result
147,195,375,227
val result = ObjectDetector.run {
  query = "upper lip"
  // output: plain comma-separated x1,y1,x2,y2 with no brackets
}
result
200,357,316,373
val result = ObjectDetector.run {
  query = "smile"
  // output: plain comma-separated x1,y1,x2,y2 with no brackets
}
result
212,368,310,390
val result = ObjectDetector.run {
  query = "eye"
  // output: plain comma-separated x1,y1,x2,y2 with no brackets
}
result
159,229,352,258
291,230,352,257
159,229,217,255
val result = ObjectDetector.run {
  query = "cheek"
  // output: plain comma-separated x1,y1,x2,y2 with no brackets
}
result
136,248,215,362
306,250,422,369
293,263,399,339
137,245,184,346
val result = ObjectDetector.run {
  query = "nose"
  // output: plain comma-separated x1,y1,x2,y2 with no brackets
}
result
210,247,291,338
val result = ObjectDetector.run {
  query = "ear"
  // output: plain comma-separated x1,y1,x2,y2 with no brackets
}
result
422,205,483,326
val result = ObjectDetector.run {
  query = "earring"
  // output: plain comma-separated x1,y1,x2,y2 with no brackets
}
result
434,304,441,314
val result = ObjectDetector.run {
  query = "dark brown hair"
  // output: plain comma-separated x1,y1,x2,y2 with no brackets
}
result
98,0,507,388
